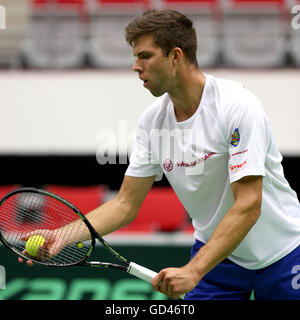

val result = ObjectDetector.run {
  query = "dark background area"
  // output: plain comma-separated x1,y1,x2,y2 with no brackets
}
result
0,155,299,198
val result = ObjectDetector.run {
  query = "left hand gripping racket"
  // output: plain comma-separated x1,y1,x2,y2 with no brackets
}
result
0,187,185,298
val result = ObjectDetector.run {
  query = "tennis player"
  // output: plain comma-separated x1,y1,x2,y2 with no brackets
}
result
19,9,300,300
122,10,300,300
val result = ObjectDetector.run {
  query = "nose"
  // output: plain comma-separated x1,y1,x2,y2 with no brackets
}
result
132,59,142,73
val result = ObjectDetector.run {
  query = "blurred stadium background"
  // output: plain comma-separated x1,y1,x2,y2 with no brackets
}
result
0,0,299,300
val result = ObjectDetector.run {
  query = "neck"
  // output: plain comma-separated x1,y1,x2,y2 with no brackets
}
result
168,66,205,122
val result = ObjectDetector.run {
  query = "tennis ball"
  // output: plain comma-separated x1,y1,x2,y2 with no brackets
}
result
25,235,45,257
76,242,83,249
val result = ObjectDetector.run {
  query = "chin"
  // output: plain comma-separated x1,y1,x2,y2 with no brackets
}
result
151,92,164,97
149,88,166,97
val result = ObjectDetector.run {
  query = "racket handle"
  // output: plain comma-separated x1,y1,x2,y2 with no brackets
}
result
128,262,186,300
128,262,157,283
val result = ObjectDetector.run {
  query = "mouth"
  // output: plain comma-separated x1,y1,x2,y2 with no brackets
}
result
139,75,148,87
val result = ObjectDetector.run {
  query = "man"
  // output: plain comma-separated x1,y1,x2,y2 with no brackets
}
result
20,10,300,300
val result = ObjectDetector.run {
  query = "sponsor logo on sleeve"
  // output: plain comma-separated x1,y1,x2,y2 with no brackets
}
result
228,149,248,160
230,128,240,147
229,160,247,173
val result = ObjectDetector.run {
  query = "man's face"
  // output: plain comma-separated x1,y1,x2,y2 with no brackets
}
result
132,34,174,97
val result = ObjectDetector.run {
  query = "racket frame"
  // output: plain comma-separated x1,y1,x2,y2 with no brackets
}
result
0,187,128,271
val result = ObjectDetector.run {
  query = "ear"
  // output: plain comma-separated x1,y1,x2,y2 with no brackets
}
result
170,47,183,65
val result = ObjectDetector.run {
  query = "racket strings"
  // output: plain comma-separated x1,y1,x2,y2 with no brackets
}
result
0,197,90,264
0,192,92,266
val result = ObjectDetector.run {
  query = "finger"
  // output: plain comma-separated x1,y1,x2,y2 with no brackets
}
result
21,231,36,241
152,272,164,291
154,271,171,297
167,284,182,300
26,259,34,267
18,249,27,263
20,249,35,266
166,283,173,298
21,229,46,241
39,241,48,258
18,254,34,266
38,242,50,261
21,234,29,241
159,278,169,296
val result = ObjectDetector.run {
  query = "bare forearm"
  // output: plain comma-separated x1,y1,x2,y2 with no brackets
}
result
86,197,135,237
188,201,261,280
60,196,135,245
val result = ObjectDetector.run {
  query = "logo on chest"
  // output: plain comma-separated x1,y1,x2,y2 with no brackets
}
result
163,159,173,172
163,152,215,173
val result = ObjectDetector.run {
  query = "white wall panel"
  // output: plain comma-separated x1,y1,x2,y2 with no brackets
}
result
0,69,299,155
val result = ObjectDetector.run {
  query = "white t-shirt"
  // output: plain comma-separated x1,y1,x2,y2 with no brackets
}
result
125,73,300,270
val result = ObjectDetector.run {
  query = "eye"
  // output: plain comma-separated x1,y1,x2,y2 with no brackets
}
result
139,53,152,60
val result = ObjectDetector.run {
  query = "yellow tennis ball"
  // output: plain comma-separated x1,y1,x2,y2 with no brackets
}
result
25,235,45,257
76,242,83,249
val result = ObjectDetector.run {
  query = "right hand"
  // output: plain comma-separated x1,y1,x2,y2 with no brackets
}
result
18,229,66,266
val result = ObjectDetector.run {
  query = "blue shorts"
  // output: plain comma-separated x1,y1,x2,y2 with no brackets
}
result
184,240,300,300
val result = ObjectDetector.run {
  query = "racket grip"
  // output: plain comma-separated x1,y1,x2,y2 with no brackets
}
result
128,262,186,300
128,262,157,283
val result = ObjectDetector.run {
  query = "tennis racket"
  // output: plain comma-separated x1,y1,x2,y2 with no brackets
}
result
0,187,185,299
